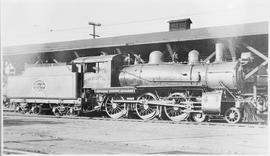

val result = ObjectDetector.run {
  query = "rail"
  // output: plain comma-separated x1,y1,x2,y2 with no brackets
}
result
3,111,267,128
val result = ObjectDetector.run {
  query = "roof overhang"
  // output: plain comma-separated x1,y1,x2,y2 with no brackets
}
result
3,21,268,56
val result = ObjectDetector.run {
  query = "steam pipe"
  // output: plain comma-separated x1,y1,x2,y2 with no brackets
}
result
215,43,224,63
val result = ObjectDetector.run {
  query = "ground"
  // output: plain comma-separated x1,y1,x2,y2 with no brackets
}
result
3,112,269,154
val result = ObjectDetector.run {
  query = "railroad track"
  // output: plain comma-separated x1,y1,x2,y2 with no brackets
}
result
3,110,267,129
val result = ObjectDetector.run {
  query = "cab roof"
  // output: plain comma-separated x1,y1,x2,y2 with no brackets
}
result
72,54,120,63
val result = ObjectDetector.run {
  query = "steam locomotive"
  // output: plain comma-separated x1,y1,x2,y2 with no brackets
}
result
5,43,265,124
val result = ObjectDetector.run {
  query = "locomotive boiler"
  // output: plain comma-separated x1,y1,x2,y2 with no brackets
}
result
5,43,260,124
119,50,244,90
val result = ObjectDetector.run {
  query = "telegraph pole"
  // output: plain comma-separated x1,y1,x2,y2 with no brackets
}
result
88,22,101,39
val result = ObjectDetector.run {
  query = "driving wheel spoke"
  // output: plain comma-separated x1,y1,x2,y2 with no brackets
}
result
105,95,126,119
164,93,189,121
135,93,158,120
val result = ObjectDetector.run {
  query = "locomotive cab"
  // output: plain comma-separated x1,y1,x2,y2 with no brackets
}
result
72,54,124,89
71,54,125,112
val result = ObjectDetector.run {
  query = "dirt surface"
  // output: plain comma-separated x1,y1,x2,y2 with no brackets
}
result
3,112,269,154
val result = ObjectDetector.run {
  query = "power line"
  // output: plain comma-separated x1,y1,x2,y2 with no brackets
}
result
50,26,89,32
12,5,267,35
103,6,265,26
46,6,263,32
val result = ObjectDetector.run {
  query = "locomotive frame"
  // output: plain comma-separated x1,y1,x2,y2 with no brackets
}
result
69,44,255,124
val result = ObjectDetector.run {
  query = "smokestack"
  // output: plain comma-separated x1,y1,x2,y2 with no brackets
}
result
215,43,224,63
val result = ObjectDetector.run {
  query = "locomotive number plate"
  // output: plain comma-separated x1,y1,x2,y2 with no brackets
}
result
33,80,46,92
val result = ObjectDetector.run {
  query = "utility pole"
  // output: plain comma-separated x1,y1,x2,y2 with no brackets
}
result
88,22,101,39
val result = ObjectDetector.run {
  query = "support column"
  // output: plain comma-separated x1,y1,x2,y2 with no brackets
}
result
74,51,80,58
243,43,268,80
203,52,215,63
166,43,174,62
116,48,122,54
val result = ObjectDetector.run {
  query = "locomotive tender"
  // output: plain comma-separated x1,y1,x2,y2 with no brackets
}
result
6,43,259,124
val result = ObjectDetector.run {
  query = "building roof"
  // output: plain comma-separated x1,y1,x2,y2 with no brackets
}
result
3,21,268,56
168,18,192,24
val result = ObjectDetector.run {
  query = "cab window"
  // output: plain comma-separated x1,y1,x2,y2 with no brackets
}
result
85,62,107,73
85,63,96,73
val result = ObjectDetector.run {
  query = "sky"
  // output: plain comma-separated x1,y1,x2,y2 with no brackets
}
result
1,0,270,46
